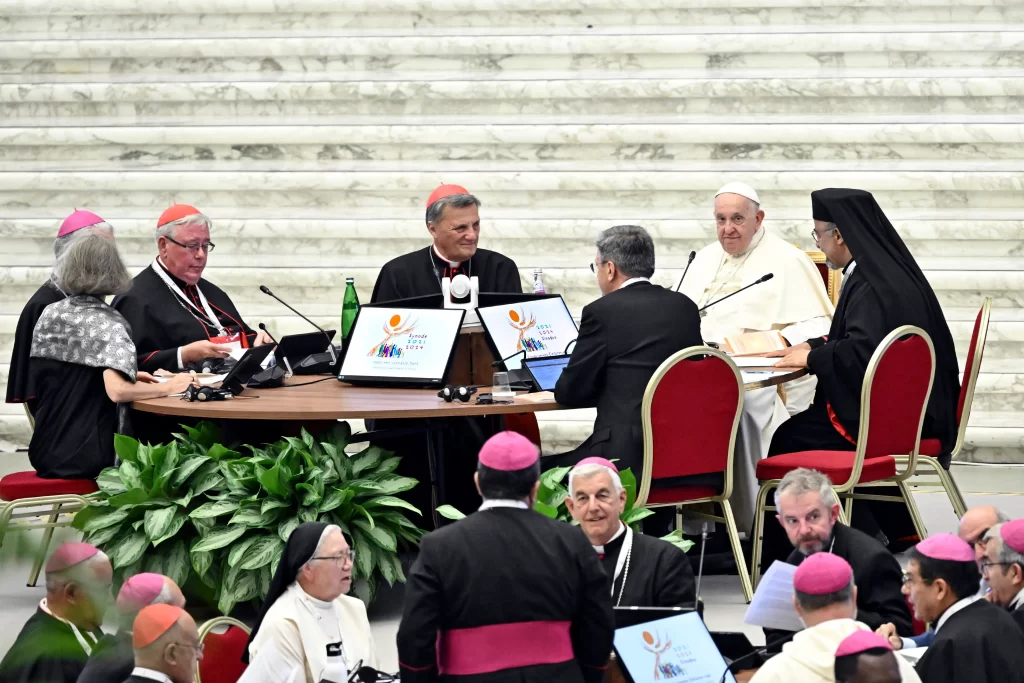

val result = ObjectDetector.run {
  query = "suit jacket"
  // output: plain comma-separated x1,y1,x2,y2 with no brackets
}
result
1011,599,1024,635
78,632,133,683
553,281,703,474
787,523,913,635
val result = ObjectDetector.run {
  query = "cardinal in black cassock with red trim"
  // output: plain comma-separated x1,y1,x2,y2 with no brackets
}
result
397,431,614,683
6,210,112,415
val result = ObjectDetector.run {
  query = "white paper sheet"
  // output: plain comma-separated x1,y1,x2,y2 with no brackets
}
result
743,561,804,632
897,647,928,664
731,356,778,368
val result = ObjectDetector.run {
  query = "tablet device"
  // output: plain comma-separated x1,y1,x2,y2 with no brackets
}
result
221,344,277,395
613,611,736,683
337,307,465,387
522,355,572,391
273,330,337,368
476,295,578,371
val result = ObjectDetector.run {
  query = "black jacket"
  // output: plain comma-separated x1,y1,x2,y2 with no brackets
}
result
916,599,1024,683
787,523,913,635
79,632,133,683
554,281,703,473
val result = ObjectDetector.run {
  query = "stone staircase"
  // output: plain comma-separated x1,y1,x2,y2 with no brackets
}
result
1,0,1021,462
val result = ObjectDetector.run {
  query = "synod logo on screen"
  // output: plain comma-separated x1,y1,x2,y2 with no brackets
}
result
640,630,688,680
507,308,558,352
367,313,421,359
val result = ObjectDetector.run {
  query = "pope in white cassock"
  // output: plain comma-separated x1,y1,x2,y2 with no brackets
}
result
679,183,834,533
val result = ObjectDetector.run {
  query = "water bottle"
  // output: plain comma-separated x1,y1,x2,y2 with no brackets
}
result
341,277,359,340
532,268,546,294
320,642,347,683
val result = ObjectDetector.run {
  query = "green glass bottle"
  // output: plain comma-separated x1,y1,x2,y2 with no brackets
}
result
342,277,359,339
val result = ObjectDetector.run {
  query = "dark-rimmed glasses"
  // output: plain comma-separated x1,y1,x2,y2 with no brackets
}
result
165,235,216,253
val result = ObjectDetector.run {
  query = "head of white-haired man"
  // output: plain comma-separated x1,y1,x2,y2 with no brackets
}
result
565,457,627,547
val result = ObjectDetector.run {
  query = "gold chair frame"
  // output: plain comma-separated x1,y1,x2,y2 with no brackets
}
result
750,325,936,588
635,345,752,602
196,616,252,683
805,250,843,305
0,492,98,586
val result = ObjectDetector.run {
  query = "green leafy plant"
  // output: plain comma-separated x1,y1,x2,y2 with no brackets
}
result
72,421,425,615
437,466,693,553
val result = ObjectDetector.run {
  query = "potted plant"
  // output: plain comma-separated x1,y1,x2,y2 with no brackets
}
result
72,421,426,615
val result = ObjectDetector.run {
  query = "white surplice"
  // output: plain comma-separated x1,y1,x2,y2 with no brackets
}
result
680,229,834,533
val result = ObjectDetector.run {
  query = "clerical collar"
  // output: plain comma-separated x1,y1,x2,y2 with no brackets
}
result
299,585,336,610
131,668,174,683
156,256,190,289
1010,589,1024,612
935,595,980,632
432,243,461,268
843,260,857,276
592,522,626,554
479,499,530,511
728,226,766,259
618,277,650,290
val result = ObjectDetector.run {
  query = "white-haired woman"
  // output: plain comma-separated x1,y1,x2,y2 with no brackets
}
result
28,230,197,479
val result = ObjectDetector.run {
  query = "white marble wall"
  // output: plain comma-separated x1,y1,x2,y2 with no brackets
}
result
0,0,1021,461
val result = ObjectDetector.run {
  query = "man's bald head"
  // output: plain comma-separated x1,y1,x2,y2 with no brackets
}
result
134,606,200,683
44,543,113,631
959,505,1009,569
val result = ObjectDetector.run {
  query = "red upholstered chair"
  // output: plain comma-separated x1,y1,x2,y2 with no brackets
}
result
894,298,991,519
634,346,752,602
196,617,251,683
750,325,937,588
503,413,542,449
0,471,98,586
805,250,842,305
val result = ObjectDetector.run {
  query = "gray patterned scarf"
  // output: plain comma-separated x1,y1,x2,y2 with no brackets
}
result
30,296,137,380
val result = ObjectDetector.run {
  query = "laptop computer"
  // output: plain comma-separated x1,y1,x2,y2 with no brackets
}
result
521,355,572,392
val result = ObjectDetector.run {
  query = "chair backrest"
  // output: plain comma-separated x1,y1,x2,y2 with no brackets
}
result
196,617,251,683
804,250,842,305
503,413,542,448
847,326,935,486
952,298,991,457
636,346,744,507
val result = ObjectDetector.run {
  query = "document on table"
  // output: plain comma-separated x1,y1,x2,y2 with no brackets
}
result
744,561,804,632
731,356,778,368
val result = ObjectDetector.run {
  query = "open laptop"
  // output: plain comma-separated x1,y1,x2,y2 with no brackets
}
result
614,611,737,683
336,306,465,388
521,355,572,392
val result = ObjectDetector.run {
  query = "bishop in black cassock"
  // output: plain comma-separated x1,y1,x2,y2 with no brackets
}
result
397,432,613,683
6,210,112,414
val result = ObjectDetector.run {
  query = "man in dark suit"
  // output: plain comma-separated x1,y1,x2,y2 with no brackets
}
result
769,468,913,636
980,520,1024,634
553,224,703,475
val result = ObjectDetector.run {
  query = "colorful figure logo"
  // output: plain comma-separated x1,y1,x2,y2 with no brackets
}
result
368,313,418,358
507,308,545,352
642,631,676,680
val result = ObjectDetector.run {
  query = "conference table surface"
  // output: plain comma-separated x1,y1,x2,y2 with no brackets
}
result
132,369,807,420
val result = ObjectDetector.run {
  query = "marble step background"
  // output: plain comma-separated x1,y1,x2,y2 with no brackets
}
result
0,0,1021,462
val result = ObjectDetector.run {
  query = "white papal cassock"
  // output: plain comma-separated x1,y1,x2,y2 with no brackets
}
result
681,228,834,533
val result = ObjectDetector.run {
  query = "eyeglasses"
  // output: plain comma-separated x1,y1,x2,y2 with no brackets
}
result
981,560,1014,574
311,549,356,564
810,227,835,244
971,528,991,550
590,261,607,273
173,641,205,656
165,235,216,253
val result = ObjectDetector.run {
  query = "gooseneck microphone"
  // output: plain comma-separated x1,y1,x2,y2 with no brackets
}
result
698,273,774,313
257,322,279,345
492,348,527,368
674,251,697,292
259,285,337,364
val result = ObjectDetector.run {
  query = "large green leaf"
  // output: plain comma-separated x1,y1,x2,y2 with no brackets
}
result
318,488,350,514
143,507,178,542
298,506,318,523
388,552,406,583
84,524,123,547
119,460,143,489
533,501,558,519
353,519,397,552
259,565,273,598
191,548,213,577
110,531,149,569
361,495,421,516
206,443,241,461
191,471,225,497
165,539,189,586
540,466,571,492
620,507,654,525
373,475,418,495
371,456,401,476
171,456,208,488
350,528,374,580
189,499,241,519
258,464,288,497
435,505,467,521
143,552,165,575
227,537,260,568
261,498,291,515
351,446,385,476
278,517,301,543
191,525,248,553
378,546,398,586
114,433,142,465
107,488,149,508
82,506,132,533
96,469,128,496
239,536,285,571
620,467,638,511
152,510,189,546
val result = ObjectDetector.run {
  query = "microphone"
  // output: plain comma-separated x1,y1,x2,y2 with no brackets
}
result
698,273,774,313
717,632,795,683
694,522,708,614
258,322,279,345
674,251,697,292
260,285,336,365
492,348,526,369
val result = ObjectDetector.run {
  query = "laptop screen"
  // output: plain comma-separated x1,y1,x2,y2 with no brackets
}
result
476,295,578,370
338,307,465,385
523,355,571,392
613,611,736,683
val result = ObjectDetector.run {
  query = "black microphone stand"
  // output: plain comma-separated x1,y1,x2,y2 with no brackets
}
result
260,285,337,365
675,251,697,292
698,274,774,314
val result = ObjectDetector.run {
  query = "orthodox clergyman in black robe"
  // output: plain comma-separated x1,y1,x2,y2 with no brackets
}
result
769,188,959,460
397,432,613,683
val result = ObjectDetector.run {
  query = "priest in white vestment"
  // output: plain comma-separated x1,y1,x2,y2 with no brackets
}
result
679,183,834,533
